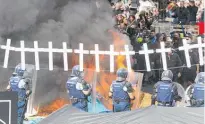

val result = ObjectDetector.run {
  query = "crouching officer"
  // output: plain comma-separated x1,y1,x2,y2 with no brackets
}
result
109,68,135,112
66,65,91,112
17,76,32,124
151,70,182,107
187,72,204,107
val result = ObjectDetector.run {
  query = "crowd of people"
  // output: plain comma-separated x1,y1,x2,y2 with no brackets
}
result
109,0,204,110
110,0,204,89
166,0,204,24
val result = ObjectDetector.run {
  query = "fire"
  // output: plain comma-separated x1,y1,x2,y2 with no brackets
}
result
36,31,140,115
110,30,127,69
37,98,69,116
116,55,126,68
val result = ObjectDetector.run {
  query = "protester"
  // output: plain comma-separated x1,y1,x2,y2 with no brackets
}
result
110,0,202,89
176,1,190,25
187,0,198,24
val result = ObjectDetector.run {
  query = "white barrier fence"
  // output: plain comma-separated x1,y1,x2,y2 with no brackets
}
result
0,37,205,72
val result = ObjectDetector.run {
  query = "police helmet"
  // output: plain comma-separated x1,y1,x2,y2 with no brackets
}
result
116,68,128,79
71,65,83,77
195,72,205,84
161,70,173,81
15,64,25,77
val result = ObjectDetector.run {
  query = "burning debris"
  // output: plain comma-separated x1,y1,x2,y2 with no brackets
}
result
0,0,127,115
37,98,70,116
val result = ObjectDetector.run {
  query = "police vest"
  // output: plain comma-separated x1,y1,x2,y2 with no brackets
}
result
10,76,21,92
156,81,174,103
192,83,204,100
112,81,130,102
66,77,86,99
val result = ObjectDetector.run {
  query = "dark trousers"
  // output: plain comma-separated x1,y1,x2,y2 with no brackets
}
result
113,102,131,112
72,100,88,112
18,100,28,124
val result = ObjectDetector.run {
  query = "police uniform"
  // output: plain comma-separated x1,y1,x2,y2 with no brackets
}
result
9,65,31,124
188,72,205,107
111,80,133,112
67,77,90,112
152,70,182,107
109,68,134,112
66,65,91,112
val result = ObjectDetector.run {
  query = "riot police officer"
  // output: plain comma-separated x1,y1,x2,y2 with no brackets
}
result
109,68,135,112
187,72,204,107
66,65,91,112
151,70,182,107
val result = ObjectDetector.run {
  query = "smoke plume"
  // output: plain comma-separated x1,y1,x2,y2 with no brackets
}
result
0,0,117,68
0,0,130,107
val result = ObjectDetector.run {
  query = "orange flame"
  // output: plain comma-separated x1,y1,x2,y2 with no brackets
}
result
37,30,140,115
37,98,69,116
110,30,127,69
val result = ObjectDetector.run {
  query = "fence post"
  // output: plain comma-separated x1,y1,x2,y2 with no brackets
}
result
92,71,97,113
20,41,25,70
48,42,53,71
3,39,11,68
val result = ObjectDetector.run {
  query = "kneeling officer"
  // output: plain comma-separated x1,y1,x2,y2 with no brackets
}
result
109,68,135,112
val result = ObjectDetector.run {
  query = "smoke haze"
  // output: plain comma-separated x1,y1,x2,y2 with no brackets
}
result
0,0,131,107
0,0,121,68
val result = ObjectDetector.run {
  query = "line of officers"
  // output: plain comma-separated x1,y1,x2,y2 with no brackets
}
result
67,65,205,112
6,64,204,121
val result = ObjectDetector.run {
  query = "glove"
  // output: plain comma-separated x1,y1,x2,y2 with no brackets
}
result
76,82,83,90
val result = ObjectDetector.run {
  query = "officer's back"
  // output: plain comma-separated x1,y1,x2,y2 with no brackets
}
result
8,66,25,92
109,68,135,112
9,73,21,92
188,72,205,107
152,70,182,107
66,65,91,112
67,77,87,100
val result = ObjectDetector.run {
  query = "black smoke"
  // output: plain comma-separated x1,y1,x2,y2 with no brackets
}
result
0,0,119,68
0,0,130,107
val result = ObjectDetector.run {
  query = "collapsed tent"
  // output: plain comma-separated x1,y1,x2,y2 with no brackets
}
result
39,105,204,124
